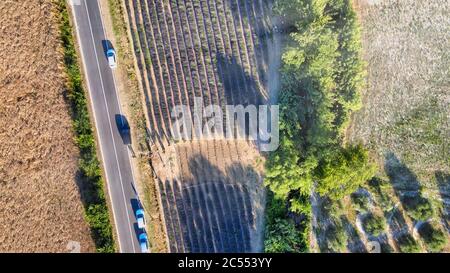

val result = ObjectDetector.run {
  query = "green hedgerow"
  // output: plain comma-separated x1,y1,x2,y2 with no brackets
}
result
265,218,305,253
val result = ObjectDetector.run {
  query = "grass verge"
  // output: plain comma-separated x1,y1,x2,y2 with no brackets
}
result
56,0,115,253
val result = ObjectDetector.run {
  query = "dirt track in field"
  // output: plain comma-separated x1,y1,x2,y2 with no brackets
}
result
0,0,94,252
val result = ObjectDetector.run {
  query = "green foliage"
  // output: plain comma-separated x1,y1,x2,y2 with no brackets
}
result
315,145,376,200
397,234,421,253
351,192,369,212
86,204,115,253
265,218,305,253
265,193,289,225
322,198,344,219
265,135,314,199
265,0,370,252
362,213,386,237
324,223,348,252
290,193,312,215
264,194,308,253
367,177,395,209
418,222,448,253
401,196,434,221
56,0,114,252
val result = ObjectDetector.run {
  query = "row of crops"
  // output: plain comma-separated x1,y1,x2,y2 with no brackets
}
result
124,0,273,253
158,141,256,252
125,0,273,142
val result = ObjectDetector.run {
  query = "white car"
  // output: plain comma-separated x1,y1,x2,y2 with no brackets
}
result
107,48,117,69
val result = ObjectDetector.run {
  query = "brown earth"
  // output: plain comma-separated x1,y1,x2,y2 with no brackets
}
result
0,0,95,252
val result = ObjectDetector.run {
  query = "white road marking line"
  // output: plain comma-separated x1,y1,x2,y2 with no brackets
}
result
94,0,143,221
70,2,123,253
84,0,137,252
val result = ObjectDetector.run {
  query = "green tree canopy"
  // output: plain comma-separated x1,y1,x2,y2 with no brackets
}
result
315,144,376,200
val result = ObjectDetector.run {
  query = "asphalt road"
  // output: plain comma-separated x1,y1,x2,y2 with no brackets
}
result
70,0,141,253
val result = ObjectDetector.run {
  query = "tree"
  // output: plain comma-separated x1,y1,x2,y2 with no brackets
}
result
351,192,370,212
264,0,370,253
363,213,386,237
418,222,448,253
315,144,376,200
397,234,421,253
401,196,434,221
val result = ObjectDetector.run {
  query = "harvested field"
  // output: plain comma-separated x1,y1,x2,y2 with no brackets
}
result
0,0,94,252
343,0,450,252
153,140,265,252
123,0,277,252
349,0,449,179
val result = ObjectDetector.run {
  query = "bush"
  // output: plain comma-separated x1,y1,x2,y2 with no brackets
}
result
315,145,376,200
265,218,305,253
367,177,395,209
264,193,308,253
362,213,386,237
324,223,348,252
397,234,421,253
418,222,448,253
351,192,369,212
401,196,434,221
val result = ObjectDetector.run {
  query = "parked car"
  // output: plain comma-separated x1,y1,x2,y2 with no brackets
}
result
139,233,149,253
136,209,146,230
107,48,117,69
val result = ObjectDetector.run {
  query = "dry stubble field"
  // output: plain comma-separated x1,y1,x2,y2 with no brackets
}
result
341,0,449,252
0,0,94,252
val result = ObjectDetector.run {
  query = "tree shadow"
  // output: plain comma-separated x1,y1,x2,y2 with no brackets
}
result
224,0,277,90
216,53,262,106
160,151,262,253
384,152,434,221
387,206,408,230
130,198,145,241
384,152,421,193
340,215,366,253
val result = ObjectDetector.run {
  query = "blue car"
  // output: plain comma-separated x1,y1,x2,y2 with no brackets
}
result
135,209,146,230
139,233,149,253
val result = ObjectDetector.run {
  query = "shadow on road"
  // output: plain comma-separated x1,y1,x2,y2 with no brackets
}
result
115,114,132,145
101,39,115,58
